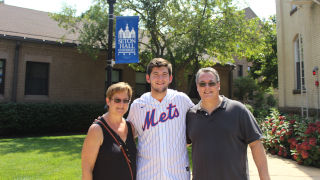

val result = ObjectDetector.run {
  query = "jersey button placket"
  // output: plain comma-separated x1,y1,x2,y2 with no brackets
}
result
158,109,165,179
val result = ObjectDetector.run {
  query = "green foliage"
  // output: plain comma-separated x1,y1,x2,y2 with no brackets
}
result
233,76,258,103
120,0,264,88
51,0,265,89
245,103,254,114
187,145,193,171
50,2,118,59
0,135,84,179
0,103,105,136
261,110,320,167
253,88,277,120
248,16,278,88
233,76,277,121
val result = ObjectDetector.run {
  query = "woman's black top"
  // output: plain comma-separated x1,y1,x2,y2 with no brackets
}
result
92,117,137,180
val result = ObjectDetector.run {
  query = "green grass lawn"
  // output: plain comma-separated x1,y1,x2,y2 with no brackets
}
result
0,135,85,180
0,135,193,179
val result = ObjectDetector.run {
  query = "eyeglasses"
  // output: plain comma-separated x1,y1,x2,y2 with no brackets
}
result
111,98,131,104
198,82,217,87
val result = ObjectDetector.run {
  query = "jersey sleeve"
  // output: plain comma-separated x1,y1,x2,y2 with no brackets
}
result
127,102,139,136
181,92,195,108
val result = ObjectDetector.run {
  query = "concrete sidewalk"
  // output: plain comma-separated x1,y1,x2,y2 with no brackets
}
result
248,150,320,180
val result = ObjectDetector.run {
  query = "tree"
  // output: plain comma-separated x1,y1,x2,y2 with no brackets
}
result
118,0,265,90
247,15,278,89
50,1,119,59
51,0,265,91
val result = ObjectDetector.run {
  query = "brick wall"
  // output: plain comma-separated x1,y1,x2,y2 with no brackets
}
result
0,39,137,103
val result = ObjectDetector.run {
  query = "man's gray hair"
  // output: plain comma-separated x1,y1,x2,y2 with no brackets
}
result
195,67,220,83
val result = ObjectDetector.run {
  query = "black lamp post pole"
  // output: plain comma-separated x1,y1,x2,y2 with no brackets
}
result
106,0,116,90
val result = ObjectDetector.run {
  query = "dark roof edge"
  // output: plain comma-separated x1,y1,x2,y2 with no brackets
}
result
0,33,78,47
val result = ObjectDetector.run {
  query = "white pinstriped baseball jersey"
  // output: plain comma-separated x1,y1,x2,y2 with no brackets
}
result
127,89,194,180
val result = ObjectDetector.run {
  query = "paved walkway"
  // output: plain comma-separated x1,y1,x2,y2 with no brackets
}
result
248,149,320,180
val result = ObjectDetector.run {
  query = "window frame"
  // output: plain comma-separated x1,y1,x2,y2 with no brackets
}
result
135,71,148,97
294,35,305,91
105,69,122,85
25,61,50,95
237,65,243,77
0,59,6,95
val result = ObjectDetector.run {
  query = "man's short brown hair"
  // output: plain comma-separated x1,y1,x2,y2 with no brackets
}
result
147,58,172,76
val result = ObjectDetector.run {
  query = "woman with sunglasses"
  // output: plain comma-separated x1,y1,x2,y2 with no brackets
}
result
81,82,136,180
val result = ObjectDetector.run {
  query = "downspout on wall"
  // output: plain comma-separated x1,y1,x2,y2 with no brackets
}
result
11,41,20,102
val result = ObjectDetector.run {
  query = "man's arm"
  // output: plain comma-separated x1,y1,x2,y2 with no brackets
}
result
249,140,270,180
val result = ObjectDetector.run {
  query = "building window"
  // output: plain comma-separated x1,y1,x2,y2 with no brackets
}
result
0,59,5,94
25,61,49,95
237,65,243,77
135,72,148,97
294,35,305,90
105,69,122,85
247,66,251,72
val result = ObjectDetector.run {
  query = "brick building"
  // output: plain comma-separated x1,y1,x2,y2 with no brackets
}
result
0,3,140,103
0,3,254,103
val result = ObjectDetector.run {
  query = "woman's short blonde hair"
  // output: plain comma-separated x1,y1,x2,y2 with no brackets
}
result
106,82,133,100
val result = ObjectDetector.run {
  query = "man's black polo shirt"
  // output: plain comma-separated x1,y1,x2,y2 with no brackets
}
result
186,96,263,180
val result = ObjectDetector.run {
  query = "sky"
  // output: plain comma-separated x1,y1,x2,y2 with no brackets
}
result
3,0,276,19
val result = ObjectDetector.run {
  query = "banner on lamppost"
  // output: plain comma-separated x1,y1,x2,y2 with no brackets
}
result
115,16,139,64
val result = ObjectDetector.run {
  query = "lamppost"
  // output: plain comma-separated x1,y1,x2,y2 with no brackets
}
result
106,0,116,90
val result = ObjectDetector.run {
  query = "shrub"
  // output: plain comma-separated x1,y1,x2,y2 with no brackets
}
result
261,109,320,167
245,104,254,114
0,103,105,137
233,76,258,103
233,77,277,122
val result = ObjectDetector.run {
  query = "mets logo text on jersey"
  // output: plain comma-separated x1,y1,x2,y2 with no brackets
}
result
142,103,179,131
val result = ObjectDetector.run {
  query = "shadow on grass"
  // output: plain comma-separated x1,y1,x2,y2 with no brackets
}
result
0,135,85,156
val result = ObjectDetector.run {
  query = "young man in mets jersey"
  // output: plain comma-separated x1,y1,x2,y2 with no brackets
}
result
127,58,194,180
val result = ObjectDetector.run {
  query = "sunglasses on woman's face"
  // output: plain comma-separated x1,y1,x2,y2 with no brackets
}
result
198,81,217,87
112,98,131,104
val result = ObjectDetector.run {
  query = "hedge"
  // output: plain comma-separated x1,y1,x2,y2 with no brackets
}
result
0,103,106,137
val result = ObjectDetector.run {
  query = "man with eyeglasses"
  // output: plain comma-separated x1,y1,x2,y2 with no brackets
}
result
127,58,194,180
186,67,270,180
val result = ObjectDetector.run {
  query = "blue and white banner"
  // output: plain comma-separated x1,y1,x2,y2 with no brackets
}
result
115,16,139,64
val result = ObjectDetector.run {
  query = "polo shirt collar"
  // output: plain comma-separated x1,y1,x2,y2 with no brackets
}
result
195,95,228,114
220,95,228,109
